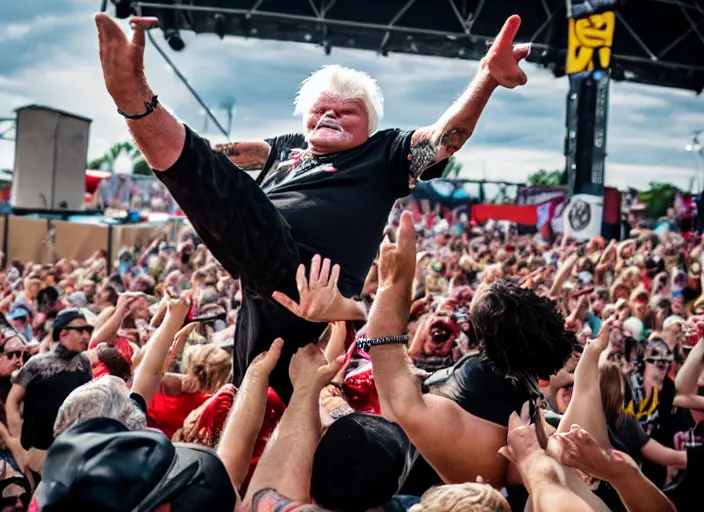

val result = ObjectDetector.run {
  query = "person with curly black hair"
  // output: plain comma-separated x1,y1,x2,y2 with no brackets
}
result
344,213,577,508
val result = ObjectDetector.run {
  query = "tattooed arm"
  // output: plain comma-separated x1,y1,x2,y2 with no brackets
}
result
212,141,271,171
408,15,529,184
408,70,498,181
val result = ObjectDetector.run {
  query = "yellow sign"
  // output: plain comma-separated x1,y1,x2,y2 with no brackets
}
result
566,12,616,75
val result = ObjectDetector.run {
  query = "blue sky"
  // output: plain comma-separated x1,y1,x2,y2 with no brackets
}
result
1,0,703,191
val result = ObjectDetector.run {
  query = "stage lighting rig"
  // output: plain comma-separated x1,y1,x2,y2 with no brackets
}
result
161,4,185,51
567,0,626,19
214,14,226,40
110,0,135,19
164,28,185,51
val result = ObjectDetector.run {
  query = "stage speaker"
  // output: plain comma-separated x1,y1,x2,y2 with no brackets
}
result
11,105,92,211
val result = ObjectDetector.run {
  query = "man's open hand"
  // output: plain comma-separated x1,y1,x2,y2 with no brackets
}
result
95,14,158,109
482,15,529,89
272,255,343,323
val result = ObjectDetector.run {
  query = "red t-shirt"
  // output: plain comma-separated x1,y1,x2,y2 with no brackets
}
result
147,386,211,439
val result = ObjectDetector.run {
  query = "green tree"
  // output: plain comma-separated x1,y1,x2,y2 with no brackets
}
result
527,169,567,187
441,156,463,179
639,182,681,219
87,141,151,176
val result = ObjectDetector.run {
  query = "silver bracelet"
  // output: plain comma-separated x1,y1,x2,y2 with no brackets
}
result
356,335,409,352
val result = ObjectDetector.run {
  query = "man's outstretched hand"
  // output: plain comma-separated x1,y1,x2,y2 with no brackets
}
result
482,15,530,89
272,255,366,323
95,14,158,111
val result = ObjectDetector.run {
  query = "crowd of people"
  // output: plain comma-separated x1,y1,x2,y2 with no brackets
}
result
3,9,694,512
0,197,699,511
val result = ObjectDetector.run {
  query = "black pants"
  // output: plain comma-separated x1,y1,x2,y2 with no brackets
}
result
156,127,328,403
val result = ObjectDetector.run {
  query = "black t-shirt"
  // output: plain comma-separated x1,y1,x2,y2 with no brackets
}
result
608,414,650,465
258,130,442,295
156,126,443,400
13,350,92,450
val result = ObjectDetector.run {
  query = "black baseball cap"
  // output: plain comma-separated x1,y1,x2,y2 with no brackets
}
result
33,417,237,512
51,309,86,341
311,413,413,511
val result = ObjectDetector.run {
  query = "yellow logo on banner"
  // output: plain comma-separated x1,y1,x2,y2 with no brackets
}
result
566,12,616,75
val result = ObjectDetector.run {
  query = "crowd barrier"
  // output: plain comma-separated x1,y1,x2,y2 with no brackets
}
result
1,214,180,270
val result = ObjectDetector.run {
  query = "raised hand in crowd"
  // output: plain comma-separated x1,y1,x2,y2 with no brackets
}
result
131,289,191,406
218,338,283,493
245,343,343,505
551,426,675,512
289,343,345,394
553,425,635,482
272,255,366,323
499,406,594,512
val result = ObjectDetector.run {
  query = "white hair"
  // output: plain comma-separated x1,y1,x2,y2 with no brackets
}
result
293,65,384,135
54,375,147,437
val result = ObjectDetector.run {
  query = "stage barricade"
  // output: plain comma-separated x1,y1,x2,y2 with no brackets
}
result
6,216,48,264
111,224,165,255
52,220,109,263
1,214,178,269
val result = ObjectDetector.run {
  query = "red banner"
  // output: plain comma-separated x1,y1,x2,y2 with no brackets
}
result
471,204,538,226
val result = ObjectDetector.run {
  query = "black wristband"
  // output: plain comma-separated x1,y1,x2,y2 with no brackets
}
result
356,335,409,352
117,95,159,120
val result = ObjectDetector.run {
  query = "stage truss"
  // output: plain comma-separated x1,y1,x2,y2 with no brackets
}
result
122,0,704,92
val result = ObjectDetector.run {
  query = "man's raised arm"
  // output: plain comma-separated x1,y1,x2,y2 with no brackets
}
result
96,14,272,173
95,14,185,171
408,15,529,179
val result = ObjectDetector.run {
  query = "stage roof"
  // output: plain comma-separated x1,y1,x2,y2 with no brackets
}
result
128,0,704,93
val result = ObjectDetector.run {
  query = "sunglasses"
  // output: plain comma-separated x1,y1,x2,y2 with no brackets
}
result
4,351,29,362
646,358,672,367
62,325,94,335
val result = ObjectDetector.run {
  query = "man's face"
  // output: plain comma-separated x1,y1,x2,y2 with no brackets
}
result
643,340,673,390
60,319,92,353
0,338,27,377
411,301,460,359
304,94,369,154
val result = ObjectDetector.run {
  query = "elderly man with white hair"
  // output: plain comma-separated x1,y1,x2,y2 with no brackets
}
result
94,13,529,400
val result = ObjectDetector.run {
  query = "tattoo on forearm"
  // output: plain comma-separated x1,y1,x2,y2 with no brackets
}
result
213,142,270,170
439,127,468,154
409,136,438,185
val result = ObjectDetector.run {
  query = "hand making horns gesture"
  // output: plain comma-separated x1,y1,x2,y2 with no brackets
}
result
95,14,158,109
